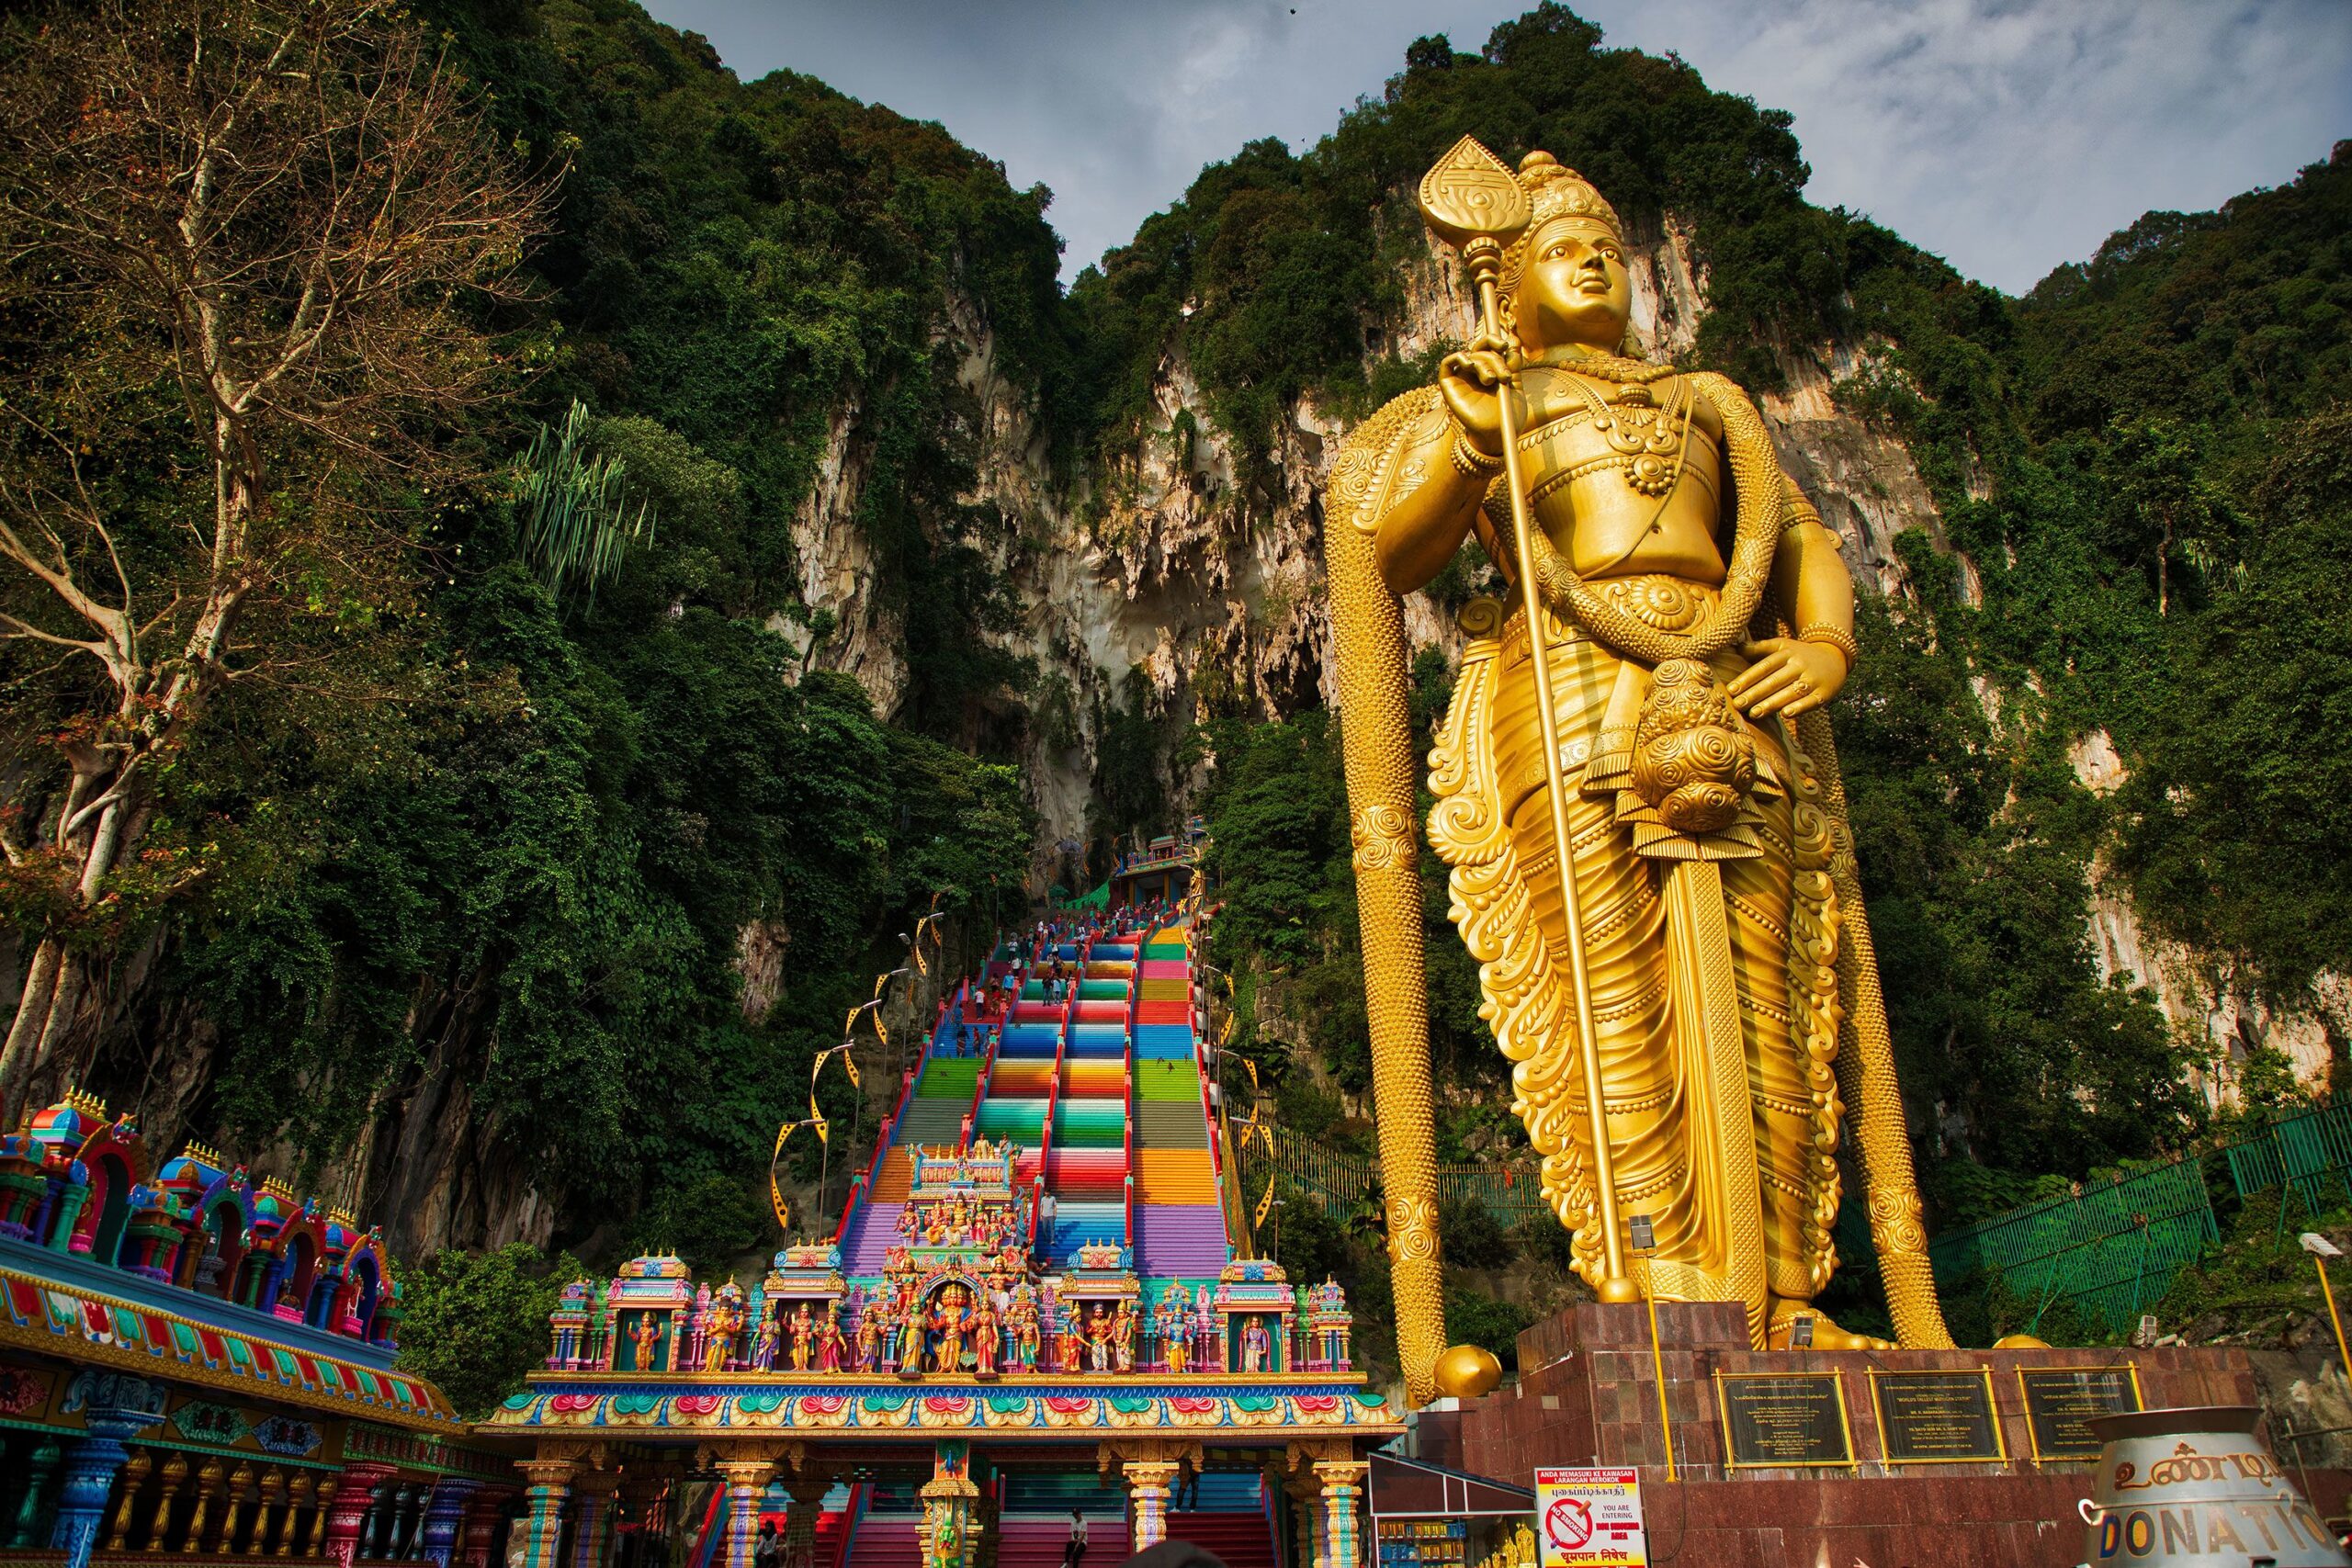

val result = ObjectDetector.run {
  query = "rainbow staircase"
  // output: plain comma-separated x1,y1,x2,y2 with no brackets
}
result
841,980,998,1275
1046,938,1136,1267
839,914,1232,1287
1130,924,1230,1279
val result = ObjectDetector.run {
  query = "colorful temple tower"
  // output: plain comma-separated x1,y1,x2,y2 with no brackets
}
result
487,901,1396,1568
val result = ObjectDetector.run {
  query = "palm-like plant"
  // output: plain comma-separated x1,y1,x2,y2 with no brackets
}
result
514,400,655,606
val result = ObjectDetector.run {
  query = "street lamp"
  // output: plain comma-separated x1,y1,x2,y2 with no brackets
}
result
1626,1214,1675,1482
2302,1232,2350,1387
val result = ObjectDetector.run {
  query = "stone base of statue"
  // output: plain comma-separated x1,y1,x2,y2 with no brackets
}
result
1422,1301,2346,1567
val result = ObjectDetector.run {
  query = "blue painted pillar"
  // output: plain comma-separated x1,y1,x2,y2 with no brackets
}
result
48,1371,167,1568
421,1479,481,1568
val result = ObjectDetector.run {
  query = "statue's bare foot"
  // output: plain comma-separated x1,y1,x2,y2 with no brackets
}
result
1767,1298,1894,1350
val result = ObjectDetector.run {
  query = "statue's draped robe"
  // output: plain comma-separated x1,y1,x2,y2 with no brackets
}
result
1430,591,1847,1343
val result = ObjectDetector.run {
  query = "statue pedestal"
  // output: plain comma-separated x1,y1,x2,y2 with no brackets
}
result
1430,1302,2333,1567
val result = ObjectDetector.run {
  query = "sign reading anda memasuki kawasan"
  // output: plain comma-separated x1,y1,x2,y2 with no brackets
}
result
1534,1468,1646,1568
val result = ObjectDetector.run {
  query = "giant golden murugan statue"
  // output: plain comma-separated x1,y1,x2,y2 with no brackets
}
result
1329,140,1952,1401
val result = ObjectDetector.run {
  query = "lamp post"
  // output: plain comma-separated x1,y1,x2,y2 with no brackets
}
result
2301,1232,2351,1388
1627,1214,1675,1481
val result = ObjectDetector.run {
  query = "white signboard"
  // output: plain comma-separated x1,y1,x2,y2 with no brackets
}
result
1534,1468,1647,1568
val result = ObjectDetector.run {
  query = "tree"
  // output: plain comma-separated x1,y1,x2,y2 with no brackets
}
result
0,0,550,1102
394,1242,577,1419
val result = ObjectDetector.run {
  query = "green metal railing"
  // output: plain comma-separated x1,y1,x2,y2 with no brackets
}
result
1245,1096,2352,1340
2222,1099,2352,1232
1927,1159,2219,1337
1926,1096,2352,1338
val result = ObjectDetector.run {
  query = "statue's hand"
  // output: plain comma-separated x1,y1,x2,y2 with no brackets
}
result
1730,638,1848,719
1439,331,1513,456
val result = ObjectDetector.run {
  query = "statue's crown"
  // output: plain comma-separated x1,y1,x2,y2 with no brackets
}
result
1517,152,1622,237
1499,152,1623,297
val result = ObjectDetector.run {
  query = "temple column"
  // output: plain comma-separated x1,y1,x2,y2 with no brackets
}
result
712,1457,777,1568
8,1439,62,1549
105,1447,153,1551
325,1464,399,1568
782,1478,826,1568
1122,1461,1178,1553
568,1472,620,1568
48,1372,167,1568
463,1488,517,1568
1283,1478,1321,1568
1311,1463,1367,1568
422,1480,481,1568
515,1459,579,1568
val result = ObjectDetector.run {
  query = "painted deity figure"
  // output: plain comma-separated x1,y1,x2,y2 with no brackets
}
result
1160,1298,1189,1373
898,1203,921,1243
817,1303,847,1372
856,1302,884,1371
1084,1304,1112,1373
1241,1314,1271,1373
629,1314,662,1373
1012,1298,1041,1371
1331,140,1946,1364
932,1286,972,1374
788,1303,815,1371
755,1308,781,1371
972,1300,1001,1375
1112,1303,1136,1373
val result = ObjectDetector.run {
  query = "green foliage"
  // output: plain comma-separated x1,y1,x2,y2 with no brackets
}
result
395,1243,581,1418
30,0,1043,1258
514,400,657,606
1069,3,1860,471
1441,1280,1535,1371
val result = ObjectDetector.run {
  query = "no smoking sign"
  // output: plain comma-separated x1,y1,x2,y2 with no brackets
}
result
1533,1470,1647,1568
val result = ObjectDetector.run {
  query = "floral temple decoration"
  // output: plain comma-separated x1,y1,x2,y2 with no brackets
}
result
0,1092,513,1568
511,1139,1382,1440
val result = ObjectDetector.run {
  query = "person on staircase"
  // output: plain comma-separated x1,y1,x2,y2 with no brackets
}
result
1062,1509,1088,1568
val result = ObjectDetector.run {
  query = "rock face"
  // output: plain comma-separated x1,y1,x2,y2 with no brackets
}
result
784,211,2343,1104
2070,728,2350,1100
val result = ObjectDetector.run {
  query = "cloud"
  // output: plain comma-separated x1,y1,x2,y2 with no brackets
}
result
643,0,2351,293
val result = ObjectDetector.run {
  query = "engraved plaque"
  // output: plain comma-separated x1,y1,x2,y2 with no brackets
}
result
1716,1372,1852,1468
1871,1371,2003,1464
2018,1367,2140,1461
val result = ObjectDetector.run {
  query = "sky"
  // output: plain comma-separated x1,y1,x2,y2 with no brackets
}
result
641,0,2352,295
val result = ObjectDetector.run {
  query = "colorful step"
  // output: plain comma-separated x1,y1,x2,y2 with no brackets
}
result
974,1099,1046,1140
989,1060,1056,1096
1130,1203,1229,1275
1059,1060,1124,1096
1135,1102,1208,1150
916,1060,979,1098
1136,1149,1217,1203
1136,1061,1204,1100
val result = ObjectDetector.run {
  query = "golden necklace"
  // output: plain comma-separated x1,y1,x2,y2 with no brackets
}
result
1540,346,1677,384
1558,365,1692,498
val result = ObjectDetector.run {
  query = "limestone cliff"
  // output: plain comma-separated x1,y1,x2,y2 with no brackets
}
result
784,213,2341,1108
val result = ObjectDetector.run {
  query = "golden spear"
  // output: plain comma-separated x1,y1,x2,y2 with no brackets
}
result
1417,137,1633,1303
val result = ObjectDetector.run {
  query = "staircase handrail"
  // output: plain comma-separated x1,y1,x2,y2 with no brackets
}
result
1036,983,1069,1258
961,1036,995,1154
1123,953,1138,1258
838,1060,921,1246
837,1483,865,1568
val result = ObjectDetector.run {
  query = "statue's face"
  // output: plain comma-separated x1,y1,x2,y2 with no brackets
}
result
1516,220,1631,354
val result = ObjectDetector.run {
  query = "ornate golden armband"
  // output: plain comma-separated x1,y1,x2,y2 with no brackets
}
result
1797,623,1859,673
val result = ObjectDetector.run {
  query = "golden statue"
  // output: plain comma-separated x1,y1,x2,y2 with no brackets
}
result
1329,139,1952,1399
